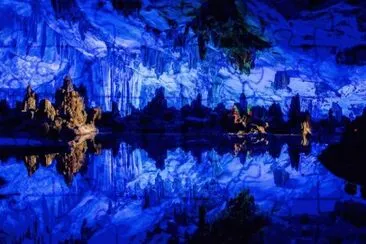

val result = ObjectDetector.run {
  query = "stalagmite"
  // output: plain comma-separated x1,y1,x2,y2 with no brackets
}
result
37,99,56,121
22,84,37,118
55,75,99,136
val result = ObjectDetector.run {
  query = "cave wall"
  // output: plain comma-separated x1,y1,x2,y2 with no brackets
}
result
0,0,366,119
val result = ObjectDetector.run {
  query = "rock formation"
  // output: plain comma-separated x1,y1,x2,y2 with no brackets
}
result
20,134,100,184
22,85,37,111
274,71,290,90
22,84,37,119
56,75,87,126
2,0,366,120
24,155,38,176
52,75,100,137
37,99,56,122
88,107,102,124
42,153,56,166
331,102,343,123
10,75,101,139
143,87,167,116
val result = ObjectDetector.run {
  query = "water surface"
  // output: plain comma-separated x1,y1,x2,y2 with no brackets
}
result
0,134,364,242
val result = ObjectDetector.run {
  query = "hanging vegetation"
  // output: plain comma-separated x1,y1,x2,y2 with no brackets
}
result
191,0,270,75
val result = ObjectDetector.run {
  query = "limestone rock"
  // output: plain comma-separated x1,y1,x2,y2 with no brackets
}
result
54,75,98,136
56,77,87,127
274,71,290,90
331,102,343,123
88,107,102,124
22,84,37,113
144,87,167,116
37,99,56,122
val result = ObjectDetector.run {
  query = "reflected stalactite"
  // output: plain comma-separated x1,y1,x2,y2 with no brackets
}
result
24,153,57,175
41,153,57,167
19,130,318,185
288,147,300,170
115,143,143,183
24,155,39,176
301,113,312,146
57,138,88,184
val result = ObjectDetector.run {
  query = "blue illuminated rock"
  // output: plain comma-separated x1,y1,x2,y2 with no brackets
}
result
274,71,290,90
0,0,366,120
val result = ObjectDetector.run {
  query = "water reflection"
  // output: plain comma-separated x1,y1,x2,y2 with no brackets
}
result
0,134,365,242
100,133,313,171
66,136,102,181
11,133,314,184
18,134,102,184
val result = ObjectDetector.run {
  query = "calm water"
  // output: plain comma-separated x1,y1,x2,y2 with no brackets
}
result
0,134,365,243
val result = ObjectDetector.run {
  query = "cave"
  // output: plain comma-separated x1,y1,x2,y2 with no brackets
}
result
0,0,366,242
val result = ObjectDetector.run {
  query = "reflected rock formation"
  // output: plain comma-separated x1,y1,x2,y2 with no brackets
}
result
24,155,38,176
56,138,88,184
2,135,366,242
18,131,318,185
22,134,101,184
319,111,366,185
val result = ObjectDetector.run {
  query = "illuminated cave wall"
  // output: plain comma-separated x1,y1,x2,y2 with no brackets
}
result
0,0,366,119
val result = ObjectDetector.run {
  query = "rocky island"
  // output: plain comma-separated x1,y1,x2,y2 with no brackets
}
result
0,75,101,149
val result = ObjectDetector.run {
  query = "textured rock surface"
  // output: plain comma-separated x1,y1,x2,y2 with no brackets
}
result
55,76,87,127
0,0,366,119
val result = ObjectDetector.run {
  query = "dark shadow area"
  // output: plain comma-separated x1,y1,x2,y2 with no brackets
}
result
0,131,317,184
0,134,101,185
319,109,366,185
101,88,348,142
112,0,142,15
96,130,320,172
189,0,271,74
188,190,268,243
